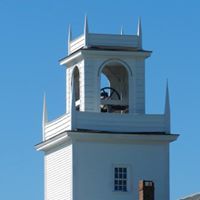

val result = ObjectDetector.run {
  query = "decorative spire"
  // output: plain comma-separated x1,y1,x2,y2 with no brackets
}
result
137,17,142,49
68,24,72,55
84,15,89,46
164,80,171,133
121,26,124,35
42,93,48,139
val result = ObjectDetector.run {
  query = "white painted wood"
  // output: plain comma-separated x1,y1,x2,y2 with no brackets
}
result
66,67,72,113
137,17,142,49
45,113,71,140
84,15,89,47
42,94,48,140
68,25,72,55
45,143,72,200
76,112,167,132
79,60,85,111
43,111,170,140
68,33,140,55
83,59,99,112
45,31,170,139
37,23,178,200
70,132,178,200
87,33,139,48
69,35,85,55
165,81,171,133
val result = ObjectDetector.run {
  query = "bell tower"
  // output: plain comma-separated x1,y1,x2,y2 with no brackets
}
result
62,17,148,115
36,17,178,200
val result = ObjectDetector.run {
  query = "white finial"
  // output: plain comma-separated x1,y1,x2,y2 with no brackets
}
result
42,93,48,139
121,26,124,35
84,14,89,34
164,80,171,133
137,17,142,49
68,24,72,55
84,15,89,46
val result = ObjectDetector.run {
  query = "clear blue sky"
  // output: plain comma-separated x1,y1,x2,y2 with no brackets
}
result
0,0,199,199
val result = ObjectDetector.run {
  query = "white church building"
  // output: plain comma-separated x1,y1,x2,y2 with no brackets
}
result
36,17,178,200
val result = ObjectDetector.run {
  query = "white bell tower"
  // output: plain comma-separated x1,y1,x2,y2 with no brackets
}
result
64,17,146,115
36,17,178,200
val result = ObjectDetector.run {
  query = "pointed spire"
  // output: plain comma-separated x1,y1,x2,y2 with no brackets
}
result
165,80,170,115
121,26,124,35
164,80,171,133
68,24,72,55
84,15,89,46
68,24,72,42
42,93,48,139
137,17,142,49
84,14,89,34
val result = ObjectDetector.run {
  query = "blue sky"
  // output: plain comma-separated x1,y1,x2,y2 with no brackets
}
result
0,0,199,199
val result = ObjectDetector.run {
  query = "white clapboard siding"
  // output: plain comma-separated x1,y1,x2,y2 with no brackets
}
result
66,67,74,113
45,143,72,200
134,61,145,113
76,112,166,132
83,62,99,112
69,35,85,54
45,113,71,140
79,61,85,112
87,33,139,48
69,33,139,55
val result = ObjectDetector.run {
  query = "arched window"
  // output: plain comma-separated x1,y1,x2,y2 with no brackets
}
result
100,61,129,113
72,66,80,110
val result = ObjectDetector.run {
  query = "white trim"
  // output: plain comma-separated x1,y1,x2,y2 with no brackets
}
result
59,51,83,65
36,131,179,152
35,132,70,151
68,131,179,143
82,49,151,58
97,58,133,76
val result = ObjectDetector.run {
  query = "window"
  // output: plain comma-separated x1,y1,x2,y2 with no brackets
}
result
114,167,127,192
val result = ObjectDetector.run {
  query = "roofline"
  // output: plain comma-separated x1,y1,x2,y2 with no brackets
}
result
35,131,179,151
59,48,152,66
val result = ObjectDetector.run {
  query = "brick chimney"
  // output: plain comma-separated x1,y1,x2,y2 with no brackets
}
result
139,180,155,200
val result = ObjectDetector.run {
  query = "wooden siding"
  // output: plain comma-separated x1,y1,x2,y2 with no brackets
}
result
76,112,167,133
69,33,139,55
79,61,85,112
133,59,145,114
87,33,139,48
84,60,99,112
69,35,85,54
45,114,71,140
44,111,168,140
45,143,72,200
66,67,73,113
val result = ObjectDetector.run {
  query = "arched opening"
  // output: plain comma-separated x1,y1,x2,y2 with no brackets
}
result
100,73,110,89
100,61,129,113
72,66,80,111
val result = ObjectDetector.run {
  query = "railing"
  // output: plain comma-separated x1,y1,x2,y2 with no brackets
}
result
44,111,168,141
76,112,166,133
45,113,71,140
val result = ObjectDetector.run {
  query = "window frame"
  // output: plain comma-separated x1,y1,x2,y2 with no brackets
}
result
112,164,130,193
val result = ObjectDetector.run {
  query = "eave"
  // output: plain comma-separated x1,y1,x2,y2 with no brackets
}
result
59,48,152,66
